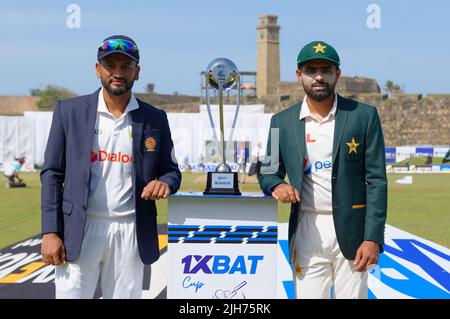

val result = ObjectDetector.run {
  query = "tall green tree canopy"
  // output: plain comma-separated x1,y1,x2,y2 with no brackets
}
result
30,85,77,110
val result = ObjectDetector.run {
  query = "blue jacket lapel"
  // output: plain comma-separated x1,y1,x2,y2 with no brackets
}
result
81,89,100,187
130,107,144,155
83,89,100,145
130,106,144,194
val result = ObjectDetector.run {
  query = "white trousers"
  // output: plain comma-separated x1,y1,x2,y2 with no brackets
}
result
55,215,144,299
293,210,368,299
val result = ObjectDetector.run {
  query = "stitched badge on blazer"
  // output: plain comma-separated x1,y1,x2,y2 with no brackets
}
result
346,137,359,154
145,137,156,152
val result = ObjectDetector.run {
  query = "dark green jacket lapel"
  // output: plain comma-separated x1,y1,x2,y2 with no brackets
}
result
332,94,350,164
291,103,305,190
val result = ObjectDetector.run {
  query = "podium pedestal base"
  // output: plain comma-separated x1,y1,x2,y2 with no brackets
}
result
167,192,277,299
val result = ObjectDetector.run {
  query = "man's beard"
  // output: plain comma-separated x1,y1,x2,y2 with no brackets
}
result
303,81,336,102
102,77,134,96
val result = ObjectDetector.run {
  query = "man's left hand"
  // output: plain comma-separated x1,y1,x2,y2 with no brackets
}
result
353,240,379,272
141,180,171,200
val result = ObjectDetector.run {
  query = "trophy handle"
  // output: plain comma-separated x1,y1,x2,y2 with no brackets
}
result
226,75,241,157
205,73,220,156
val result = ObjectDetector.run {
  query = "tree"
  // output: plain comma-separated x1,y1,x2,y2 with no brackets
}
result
30,85,76,110
146,83,155,93
384,80,404,96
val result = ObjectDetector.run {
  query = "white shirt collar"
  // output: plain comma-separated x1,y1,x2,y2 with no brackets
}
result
299,92,338,121
97,87,139,116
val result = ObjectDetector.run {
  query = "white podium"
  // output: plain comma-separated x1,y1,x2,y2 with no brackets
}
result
167,192,278,299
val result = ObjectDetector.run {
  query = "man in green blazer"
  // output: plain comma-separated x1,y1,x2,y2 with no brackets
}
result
259,41,387,299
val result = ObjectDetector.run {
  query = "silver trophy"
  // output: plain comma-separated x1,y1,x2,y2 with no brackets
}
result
203,58,241,195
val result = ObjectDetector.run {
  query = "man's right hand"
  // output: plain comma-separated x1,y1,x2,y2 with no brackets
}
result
271,184,301,203
41,233,66,265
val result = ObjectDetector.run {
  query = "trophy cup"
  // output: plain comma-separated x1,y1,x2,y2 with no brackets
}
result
203,58,241,195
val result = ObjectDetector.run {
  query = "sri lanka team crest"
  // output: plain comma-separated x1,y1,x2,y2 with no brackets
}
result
145,137,156,152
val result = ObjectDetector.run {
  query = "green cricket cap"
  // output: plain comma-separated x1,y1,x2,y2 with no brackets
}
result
297,41,340,68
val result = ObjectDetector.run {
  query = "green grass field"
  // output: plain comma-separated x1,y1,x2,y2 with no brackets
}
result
0,172,449,248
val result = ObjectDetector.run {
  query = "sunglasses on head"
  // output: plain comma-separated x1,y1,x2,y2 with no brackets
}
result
99,39,139,53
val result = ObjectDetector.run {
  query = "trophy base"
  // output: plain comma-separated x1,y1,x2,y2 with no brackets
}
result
203,172,241,196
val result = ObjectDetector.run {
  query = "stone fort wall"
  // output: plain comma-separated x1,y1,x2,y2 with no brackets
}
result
1,92,449,147
263,93,450,146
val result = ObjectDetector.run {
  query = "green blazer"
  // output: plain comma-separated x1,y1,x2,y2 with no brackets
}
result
259,94,387,261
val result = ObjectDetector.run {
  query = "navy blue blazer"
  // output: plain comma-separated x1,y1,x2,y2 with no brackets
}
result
41,89,182,265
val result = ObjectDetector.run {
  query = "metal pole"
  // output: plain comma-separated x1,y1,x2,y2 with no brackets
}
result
218,80,226,165
227,76,241,144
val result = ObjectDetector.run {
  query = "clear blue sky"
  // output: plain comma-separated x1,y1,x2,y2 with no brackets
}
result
1,0,449,96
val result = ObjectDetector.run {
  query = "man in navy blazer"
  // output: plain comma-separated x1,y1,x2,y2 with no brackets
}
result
40,35,181,298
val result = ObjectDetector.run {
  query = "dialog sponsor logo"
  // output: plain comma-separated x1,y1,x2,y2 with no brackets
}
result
90,150,132,163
